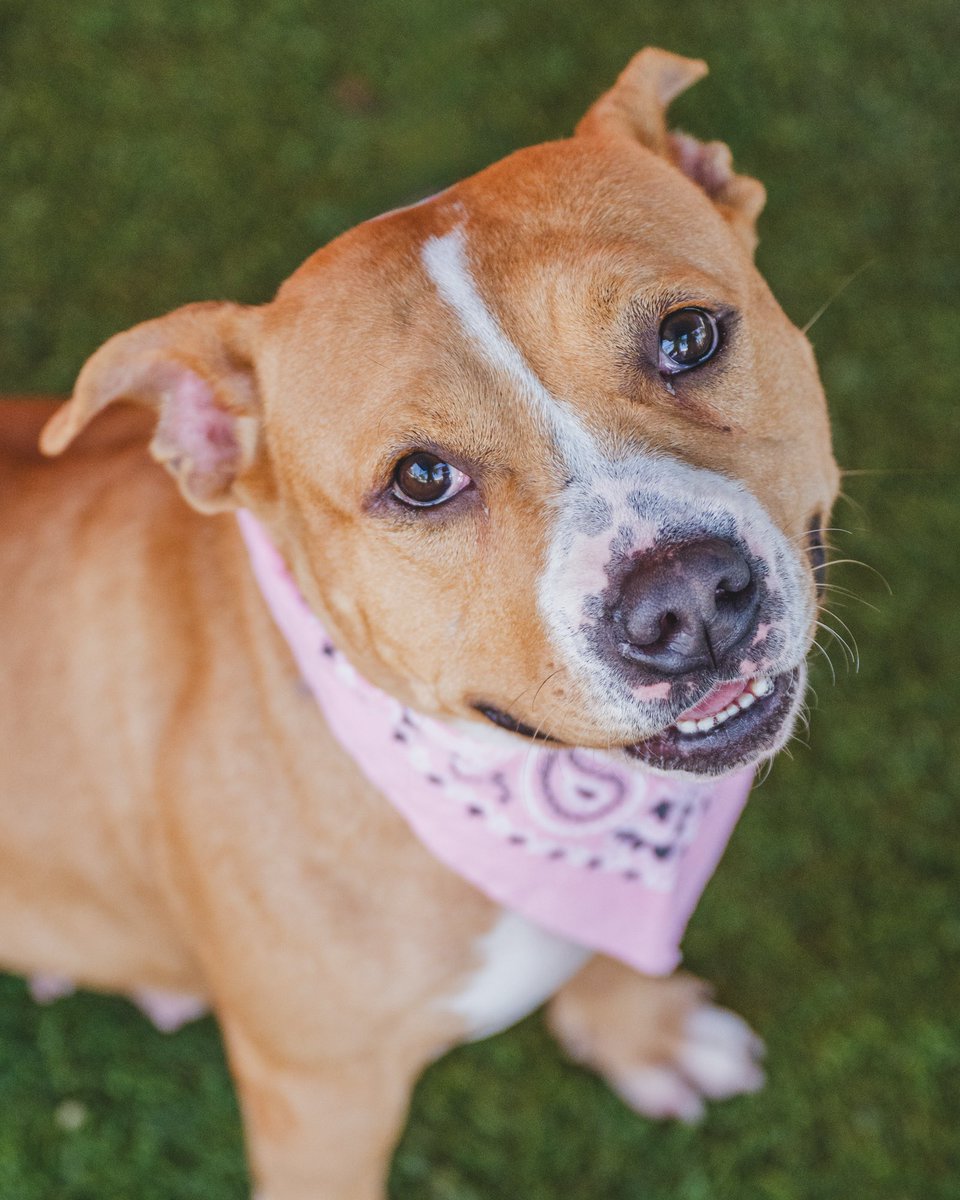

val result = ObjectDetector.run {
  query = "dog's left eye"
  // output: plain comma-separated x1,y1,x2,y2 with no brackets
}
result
391,452,472,508
658,307,721,374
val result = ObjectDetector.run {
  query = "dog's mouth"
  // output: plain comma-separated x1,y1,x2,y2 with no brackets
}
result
623,666,803,776
475,664,803,776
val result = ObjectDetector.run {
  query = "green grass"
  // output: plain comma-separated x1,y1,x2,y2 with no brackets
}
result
2,1,958,1196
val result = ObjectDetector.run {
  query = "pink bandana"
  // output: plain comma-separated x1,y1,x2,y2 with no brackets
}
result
237,511,755,975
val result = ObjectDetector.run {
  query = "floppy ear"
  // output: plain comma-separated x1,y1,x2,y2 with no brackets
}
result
577,47,766,252
40,301,263,513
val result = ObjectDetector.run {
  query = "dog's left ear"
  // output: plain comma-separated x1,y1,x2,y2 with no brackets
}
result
577,47,766,252
40,301,263,514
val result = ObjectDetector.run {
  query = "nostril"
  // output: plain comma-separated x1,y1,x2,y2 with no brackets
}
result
613,538,760,676
716,560,752,596
715,560,754,612
625,608,679,649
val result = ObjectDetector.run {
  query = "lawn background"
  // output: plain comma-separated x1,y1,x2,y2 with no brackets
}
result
1,1,958,1197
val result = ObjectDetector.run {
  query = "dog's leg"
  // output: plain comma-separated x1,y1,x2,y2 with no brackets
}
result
221,1011,438,1200
546,957,765,1122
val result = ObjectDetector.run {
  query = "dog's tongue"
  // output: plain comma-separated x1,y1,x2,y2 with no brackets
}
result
677,681,746,722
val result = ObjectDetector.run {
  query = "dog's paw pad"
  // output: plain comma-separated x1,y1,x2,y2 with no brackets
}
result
612,1002,764,1122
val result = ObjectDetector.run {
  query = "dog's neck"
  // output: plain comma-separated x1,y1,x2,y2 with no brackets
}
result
237,510,755,973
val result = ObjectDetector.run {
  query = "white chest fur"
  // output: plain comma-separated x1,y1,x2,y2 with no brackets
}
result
444,910,591,1041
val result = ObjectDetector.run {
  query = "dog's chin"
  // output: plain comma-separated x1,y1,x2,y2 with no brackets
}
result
621,665,806,779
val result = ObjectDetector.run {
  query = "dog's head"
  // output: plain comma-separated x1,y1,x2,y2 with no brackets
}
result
43,49,839,777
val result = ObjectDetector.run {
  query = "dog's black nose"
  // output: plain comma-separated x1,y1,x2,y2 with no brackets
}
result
615,539,759,676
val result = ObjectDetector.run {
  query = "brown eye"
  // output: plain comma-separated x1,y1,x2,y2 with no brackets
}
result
392,452,471,508
659,307,720,373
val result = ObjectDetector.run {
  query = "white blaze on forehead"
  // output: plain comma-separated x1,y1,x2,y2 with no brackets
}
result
421,224,596,474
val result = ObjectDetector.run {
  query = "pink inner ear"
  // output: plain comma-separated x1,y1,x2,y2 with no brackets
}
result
163,370,239,475
669,132,734,198
148,366,244,507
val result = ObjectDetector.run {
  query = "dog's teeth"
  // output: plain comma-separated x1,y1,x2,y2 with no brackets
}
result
672,675,777,738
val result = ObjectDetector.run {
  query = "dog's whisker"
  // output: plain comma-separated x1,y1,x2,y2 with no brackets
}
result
788,726,810,753
790,525,859,550
840,466,952,477
504,663,570,719
815,620,854,670
787,727,811,753
836,488,870,521
816,619,858,673
530,667,568,711
816,582,880,613
821,558,892,593
754,756,776,788
818,610,861,672
820,606,862,653
800,259,874,334
810,638,838,686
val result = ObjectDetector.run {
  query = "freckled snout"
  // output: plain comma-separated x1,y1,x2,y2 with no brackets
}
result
614,539,760,676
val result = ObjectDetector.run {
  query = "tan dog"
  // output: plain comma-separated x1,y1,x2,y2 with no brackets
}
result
0,49,838,1199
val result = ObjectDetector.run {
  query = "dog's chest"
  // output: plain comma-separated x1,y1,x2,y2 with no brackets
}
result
444,910,591,1041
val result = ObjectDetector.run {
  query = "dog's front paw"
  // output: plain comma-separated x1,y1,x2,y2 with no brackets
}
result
607,1001,765,1123
548,965,764,1123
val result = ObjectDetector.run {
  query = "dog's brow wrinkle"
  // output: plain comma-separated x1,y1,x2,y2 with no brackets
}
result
420,224,597,476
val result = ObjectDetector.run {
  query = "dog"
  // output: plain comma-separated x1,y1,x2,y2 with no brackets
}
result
0,48,838,1199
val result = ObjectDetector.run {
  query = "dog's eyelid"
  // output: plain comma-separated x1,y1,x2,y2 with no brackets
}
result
626,281,737,320
372,433,494,484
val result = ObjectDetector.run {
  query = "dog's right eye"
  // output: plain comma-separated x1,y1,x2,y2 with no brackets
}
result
391,452,472,508
658,307,721,374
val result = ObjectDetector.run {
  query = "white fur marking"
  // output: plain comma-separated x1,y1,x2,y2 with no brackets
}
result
445,909,591,1042
421,225,597,473
612,1064,707,1123
538,452,815,746
676,1003,766,1098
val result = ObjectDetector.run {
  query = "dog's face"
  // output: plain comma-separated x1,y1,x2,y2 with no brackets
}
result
44,49,839,778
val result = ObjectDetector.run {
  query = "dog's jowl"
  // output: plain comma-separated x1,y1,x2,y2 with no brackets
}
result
0,49,838,1200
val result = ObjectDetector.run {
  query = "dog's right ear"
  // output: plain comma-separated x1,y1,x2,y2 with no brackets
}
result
576,47,709,154
577,48,766,252
40,301,263,514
